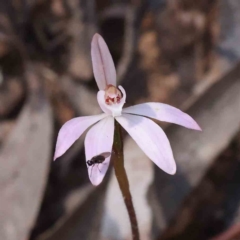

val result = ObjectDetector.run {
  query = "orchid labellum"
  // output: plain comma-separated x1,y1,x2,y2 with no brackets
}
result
54,34,201,186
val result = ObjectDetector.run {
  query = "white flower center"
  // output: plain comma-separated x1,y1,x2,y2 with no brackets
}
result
97,85,126,117
104,85,122,105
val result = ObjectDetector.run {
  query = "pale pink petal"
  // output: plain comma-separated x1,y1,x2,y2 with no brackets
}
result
123,102,201,130
54,114,107,160
97,85,126,117
85,116,114,185
116,114,176,174
91,33,116,90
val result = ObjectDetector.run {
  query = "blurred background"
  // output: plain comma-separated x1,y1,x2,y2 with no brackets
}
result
0,0,240,240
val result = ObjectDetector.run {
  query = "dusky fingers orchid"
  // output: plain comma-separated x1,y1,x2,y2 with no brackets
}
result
54,33,201,186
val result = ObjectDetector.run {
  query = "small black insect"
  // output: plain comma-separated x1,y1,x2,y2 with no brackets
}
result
87,152,111,176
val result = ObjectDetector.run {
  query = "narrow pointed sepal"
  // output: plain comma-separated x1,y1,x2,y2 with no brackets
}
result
85,116,114,185
116,114,176,175
91,33,117,90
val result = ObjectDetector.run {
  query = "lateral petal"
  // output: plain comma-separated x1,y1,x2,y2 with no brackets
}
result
54,114,107,160
123,102,201,130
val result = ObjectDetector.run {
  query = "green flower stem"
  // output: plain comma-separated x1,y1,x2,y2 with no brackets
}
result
112,120,140,240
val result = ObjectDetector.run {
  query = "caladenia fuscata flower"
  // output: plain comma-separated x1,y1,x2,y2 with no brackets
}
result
54,33,201,186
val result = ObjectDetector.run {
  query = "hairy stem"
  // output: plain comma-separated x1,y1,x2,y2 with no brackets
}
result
112,120,140,240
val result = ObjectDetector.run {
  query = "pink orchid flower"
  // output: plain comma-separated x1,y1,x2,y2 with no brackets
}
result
54,33,201,186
